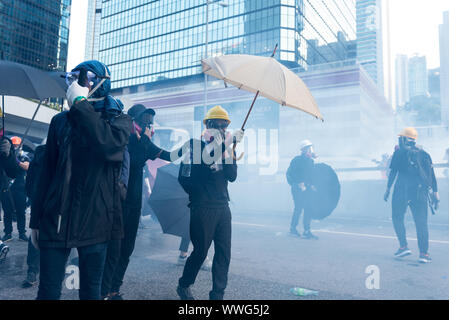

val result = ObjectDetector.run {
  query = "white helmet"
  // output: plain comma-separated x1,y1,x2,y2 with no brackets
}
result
299,140,313,151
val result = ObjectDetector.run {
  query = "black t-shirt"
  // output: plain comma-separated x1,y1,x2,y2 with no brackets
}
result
286,154,315,189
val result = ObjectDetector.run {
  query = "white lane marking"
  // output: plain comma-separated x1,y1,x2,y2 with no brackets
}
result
232,222,449,245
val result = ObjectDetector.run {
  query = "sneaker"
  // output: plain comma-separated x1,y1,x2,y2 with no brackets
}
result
177,255,188,266
289,229,301,238
1,234,12,242
302,230,319,240
201,256,212,271
104,292,124,300
394,247,412,258
21,272,37,288
18,233,28,242
0,243,9,262
418,253,432,264
177,285,195,300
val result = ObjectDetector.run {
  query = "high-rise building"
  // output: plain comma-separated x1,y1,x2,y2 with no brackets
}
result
356,0,384,93
408,54,428,100
440,11,449,125
395,54,408,108
307,31,357,66
0,0,71,71
87,0,356,90
428,68,440,103
85,0,102,60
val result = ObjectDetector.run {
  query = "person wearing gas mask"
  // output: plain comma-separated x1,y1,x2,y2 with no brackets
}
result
384,127,439,264
286,140,318,240
177,106,244,300
1,136,30,243
30,60,132,300
101,104,176,300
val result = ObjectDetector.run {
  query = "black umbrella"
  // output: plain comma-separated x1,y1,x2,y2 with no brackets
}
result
149,163,190,238
0,60,66,144
305,163,341,220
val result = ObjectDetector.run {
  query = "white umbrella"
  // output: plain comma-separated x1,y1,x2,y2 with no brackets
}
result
201,47,323,126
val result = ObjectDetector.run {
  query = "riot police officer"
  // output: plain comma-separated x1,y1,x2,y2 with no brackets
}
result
384,128,439,263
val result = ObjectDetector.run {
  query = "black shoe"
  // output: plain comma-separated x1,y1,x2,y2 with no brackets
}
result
21,272,37,288
177,285,195,300
1,234,12,242
289,229,301,238
418,253,432,264
302,230,319,240
0,243,9,262
104,292,124,300
209,291,224,300
18,233,28,242
394,247,411,258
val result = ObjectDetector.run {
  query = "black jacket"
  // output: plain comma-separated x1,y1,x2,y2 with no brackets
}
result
178,139,237,208
0,138,21,190
286,154,315,192
30,100,132,248
25,145,46,200
124,132,170,210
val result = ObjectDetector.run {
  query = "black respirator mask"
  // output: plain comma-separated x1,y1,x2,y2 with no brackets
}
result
399,136,416,149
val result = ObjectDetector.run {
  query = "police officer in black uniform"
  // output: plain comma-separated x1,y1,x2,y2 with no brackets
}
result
286,140,318,239
384,127,439,263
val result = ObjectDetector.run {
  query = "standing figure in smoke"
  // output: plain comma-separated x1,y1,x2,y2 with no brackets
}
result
177,106,244,300
101,104,175,300
384,127,439,263
30,60,132,300
286,140,318,240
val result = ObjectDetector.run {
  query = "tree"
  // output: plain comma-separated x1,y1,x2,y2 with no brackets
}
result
398,95,441,126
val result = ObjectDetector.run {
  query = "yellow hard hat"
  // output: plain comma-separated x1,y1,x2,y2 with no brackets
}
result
203,105,231,124
398,127,418,140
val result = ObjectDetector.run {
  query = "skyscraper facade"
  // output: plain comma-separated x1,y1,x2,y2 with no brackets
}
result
440,11,449,125
88,0,356,90
408,55,428,100
0,0,71,71
356,0,384,93
395,54,408,108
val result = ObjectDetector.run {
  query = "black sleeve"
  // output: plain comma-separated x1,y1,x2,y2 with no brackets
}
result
427,153,438,192
0,146,20,179
69,100,131,162
30,117,59,229
178,139,203,195
387,151,399,189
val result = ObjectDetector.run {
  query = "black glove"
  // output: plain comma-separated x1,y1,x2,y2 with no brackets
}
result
0,139,12,157
384,189,390,202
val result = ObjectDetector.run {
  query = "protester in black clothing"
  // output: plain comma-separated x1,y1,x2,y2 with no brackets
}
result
286,140,318,239
101,104,174,300
0,132,22,262
177,105,244,301
384,127,439,264
1,136,29,242
21,144,46,288
30,60,131,300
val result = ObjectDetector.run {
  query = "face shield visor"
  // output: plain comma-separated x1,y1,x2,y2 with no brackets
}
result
65,70,110,99
399,136,416,149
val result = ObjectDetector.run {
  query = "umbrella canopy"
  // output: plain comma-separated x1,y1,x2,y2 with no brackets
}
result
202,54,323,120
305,163,341,220
149,163,190,238
0,60,66,100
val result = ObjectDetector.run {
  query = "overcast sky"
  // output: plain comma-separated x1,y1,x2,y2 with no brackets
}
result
67,0,449,71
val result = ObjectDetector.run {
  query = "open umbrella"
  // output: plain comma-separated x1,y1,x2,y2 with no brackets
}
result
148,163,190,238
202,46,323,126
0,60,66,144
305,163,341,220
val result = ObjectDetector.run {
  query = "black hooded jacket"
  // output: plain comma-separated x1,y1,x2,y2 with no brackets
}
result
30,100,132,248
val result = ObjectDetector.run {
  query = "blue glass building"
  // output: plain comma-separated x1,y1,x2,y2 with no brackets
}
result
0,0,71,71
87,0,356,90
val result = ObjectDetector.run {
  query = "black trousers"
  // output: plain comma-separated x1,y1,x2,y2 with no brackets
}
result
101,205,141,295
179,206,232,300
1,188,26,235
26,237,40,276
290,189,312,232
392,187,429,254
37,242,108,300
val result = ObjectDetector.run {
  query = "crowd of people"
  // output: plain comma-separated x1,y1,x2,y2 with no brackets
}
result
0,59,441,299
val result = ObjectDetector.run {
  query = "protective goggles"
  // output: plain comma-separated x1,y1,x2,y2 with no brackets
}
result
207,119,229,129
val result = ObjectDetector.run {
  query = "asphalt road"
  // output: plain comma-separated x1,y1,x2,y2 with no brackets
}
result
1,212,449,300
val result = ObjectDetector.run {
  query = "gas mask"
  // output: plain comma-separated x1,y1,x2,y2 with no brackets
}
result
206,119,229,141
302,146,317,159
65,69,110,101
136,113,154,131
399,136,416,150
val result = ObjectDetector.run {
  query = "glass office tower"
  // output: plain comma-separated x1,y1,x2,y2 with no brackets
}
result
93,0,355,89
0,0,71,71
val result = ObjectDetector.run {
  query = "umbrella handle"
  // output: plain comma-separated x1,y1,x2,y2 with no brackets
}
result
232,142,244,161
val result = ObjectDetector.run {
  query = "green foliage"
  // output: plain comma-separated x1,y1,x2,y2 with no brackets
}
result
398,95,441,126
